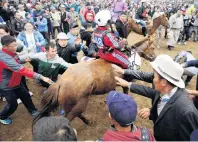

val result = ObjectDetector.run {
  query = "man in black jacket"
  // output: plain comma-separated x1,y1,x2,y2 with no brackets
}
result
115,54,198,141
60,5,69,34
11,11,24,36
56,32,81,63
115,12,128,39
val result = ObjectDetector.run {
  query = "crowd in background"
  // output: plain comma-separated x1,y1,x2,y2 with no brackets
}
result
1,0,198,141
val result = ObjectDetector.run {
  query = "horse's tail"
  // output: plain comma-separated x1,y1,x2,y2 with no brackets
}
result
33,83,60,125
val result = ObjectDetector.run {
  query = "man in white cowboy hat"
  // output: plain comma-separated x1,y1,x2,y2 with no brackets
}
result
115,54,198,141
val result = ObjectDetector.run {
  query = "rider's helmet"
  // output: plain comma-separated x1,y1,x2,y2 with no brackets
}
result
95,10,111,26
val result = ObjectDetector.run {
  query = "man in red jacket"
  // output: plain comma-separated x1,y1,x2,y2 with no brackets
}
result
94,10,131,69
0,35,53,125
101,91,155,141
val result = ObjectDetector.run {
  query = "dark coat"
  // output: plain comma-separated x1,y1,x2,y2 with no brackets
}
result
11,18,24,36
56,43,81,63
115,19,128,39
60,11,69,33
0,7,9,21
124,69,154,83
130,84,198,141
60,11,68,25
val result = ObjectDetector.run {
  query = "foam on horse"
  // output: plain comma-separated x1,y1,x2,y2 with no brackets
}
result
33,38,156,125
128,14,169,37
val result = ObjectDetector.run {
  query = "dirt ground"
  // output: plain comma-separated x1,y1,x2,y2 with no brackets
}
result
0,32,198,141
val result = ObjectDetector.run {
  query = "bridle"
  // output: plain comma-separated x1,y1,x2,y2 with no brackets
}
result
131,44,155,61
130,48,140,70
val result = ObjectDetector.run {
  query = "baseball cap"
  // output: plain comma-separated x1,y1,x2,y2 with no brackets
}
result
70,22,79,29
106,91,137,126
191,129,198,141
57,32,70,40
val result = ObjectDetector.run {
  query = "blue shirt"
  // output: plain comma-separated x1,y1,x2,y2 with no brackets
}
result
67,32,84,57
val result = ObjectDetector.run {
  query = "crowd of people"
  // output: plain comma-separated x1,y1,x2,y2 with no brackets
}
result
1,0,198,141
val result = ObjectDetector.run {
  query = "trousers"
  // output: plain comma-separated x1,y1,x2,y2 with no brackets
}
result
0,85,37,120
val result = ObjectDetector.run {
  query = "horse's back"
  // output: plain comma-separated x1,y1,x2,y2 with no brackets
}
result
57,59,116,98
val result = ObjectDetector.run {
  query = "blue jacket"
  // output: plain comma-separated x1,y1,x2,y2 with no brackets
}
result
67,32,84,57
17,31,46,53
35,17,48,32
33,9,45,19
0,16,4,23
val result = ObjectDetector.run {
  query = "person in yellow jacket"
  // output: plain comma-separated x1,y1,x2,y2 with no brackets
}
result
187,5,196,15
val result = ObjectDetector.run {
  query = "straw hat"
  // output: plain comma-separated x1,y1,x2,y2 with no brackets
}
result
150,55,185,88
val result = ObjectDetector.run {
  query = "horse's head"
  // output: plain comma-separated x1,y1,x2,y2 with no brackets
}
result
158,14,170,28
142,41,156,61
133,39,156,61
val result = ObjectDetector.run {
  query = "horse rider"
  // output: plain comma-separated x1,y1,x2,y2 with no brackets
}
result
135,0,148,36
93,10,131,69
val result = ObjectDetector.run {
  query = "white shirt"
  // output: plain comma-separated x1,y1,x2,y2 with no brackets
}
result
26,33,37,54
157,87,178,116
169,14,184,30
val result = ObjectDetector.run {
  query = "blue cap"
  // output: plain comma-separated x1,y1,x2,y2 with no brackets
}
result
191,129,198,141
106,91,137,126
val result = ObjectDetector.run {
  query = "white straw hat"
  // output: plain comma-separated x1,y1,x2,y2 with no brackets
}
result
57,32,70,40
150,55,185,88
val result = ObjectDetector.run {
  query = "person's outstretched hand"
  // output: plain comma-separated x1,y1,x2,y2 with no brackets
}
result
115,76,129,87
138,108,150,119
112,64,124,75
40,76,54,85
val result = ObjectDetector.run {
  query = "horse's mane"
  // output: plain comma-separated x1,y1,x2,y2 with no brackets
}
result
132,38,150,48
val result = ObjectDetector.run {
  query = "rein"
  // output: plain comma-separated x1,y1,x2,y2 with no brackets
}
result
130,49,140,70
131,44,154,60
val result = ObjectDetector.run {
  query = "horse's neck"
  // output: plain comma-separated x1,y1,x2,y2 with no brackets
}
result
148,19,160,35
149,28,156,35
136,40,150,57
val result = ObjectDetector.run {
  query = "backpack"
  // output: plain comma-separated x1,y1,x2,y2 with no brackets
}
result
140,127,151,141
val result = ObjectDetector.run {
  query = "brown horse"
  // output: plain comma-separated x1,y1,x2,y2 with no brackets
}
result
128,14,169,37
33,38,156,125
